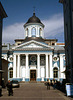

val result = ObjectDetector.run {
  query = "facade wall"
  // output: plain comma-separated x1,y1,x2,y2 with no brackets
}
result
5,51,65,82
0,2,7,85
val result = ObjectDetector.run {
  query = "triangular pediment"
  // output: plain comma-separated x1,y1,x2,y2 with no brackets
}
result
12,40,54,50
22,43,43,48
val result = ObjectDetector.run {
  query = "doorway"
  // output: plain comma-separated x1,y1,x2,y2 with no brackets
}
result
30,70,36,81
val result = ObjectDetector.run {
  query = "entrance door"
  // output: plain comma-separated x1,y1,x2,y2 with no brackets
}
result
30,70,36,81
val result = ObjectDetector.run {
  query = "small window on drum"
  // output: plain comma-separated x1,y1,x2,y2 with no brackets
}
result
52,43,55,45
31,27,36,37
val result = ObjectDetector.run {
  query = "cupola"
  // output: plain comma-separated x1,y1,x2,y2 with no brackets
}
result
24,13,45,39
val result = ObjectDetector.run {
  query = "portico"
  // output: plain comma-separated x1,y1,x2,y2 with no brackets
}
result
13,52,53,82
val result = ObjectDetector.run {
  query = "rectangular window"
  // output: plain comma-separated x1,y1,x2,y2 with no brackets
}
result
20,55,26,66
40,56,45,66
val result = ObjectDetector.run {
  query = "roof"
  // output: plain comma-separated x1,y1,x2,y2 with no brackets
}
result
13,40,54,51
44,39,58,42
24,13,44,27
53,45,65,53
0,2,8,18
56,43,65,45
23,37,45,43
15,38,58,43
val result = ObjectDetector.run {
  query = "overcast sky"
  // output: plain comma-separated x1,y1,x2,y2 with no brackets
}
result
0,0,64,44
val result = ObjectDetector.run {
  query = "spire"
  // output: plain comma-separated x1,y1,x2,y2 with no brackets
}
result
33,6,35,16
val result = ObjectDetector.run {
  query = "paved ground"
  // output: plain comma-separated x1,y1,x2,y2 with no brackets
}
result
0,83,73,100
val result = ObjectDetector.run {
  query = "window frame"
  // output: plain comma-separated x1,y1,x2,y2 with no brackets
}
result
53,67,58,78
31,27,36,37
9,68,13,78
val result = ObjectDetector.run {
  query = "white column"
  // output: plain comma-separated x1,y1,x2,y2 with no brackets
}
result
60,55,64,79
17,54,20,78
37,54,40,78
46,54,49,79
26,54,29,78
42,28,44,38
13,54,16,78
36,27,38,37
49,54,53,78
29,27,31,37
37,27,39,37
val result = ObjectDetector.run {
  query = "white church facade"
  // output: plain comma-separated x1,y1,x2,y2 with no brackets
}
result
2,12,66,82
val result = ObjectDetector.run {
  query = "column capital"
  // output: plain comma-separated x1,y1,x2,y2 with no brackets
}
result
37,54,40,56
25,54,29,56
13,54,16,56
59,54,63,57
13,54,17,58
49,54,53,56
18,54,20,56
45,54,48,56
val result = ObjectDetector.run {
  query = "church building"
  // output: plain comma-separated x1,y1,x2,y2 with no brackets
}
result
2,12,66,82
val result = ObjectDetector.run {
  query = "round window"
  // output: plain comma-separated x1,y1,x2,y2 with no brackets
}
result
30,56,36,61
10,57,13,61
53,57,57,61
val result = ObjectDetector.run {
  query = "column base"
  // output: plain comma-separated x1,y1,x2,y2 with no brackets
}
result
44,78,53,81
60,78,64,82
41,77,44,81
44,78,47,81
25,78,29,82
37,78,41,81
22,77,25,81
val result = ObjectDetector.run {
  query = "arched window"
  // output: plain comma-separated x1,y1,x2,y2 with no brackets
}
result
53,67,58,78
9,68,13,78
39,28,42,37
26,28,29,37
31,27,36,37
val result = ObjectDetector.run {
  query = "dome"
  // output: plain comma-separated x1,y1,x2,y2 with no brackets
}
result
25,13,44,26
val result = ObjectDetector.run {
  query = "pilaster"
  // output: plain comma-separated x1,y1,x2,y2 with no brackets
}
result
49,54,53,79
13,54,16,78
17,54,20,78
60,54,64,79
